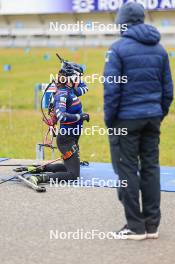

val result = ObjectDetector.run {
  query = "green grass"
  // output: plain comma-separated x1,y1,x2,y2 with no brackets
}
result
0,47,175,165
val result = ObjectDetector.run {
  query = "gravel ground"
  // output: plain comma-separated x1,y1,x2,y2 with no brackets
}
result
0,159,175,264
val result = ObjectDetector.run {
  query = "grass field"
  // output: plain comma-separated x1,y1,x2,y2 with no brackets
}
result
0,47,175,165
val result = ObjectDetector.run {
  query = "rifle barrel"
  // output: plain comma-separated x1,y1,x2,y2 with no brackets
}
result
56,53,64,62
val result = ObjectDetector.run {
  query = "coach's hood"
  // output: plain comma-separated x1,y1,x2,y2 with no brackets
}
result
122,23,161,45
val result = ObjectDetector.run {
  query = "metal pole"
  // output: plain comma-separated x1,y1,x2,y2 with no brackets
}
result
36,143,45,160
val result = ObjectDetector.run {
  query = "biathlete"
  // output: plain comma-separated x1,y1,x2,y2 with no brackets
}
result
28,60,89,185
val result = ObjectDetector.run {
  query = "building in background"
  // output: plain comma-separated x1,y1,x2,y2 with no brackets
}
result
0,0,175,47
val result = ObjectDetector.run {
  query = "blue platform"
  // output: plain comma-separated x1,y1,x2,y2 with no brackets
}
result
80,163,175,192
0,161,175,192
0,158,9,162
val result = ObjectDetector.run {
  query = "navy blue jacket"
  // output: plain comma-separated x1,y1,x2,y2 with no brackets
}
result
104,23,174,127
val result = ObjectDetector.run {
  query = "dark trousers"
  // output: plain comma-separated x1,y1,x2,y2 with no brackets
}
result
44,133,80,182
109,117,161,233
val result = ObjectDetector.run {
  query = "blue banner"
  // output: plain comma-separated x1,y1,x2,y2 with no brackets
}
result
0,0,175,14
72,0,175,12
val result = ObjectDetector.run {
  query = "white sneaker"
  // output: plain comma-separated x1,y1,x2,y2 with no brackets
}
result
147,231,159,239
113,225,147,241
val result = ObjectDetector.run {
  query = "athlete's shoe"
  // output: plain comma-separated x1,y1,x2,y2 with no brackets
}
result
27,166,45,173
27,175,39,185
113,225,147,240
27,173,48,185
13,165,44,173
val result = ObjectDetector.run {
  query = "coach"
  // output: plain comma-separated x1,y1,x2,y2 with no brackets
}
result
103,2,173,240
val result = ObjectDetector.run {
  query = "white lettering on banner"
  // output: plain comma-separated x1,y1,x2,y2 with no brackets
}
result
160,0,172,8
98,0,175,10
148,0,159,9
129,0,158,9
98,0,123,11
98,0,108,10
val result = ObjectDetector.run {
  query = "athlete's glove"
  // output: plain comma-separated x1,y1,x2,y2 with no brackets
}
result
80,113,90,122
